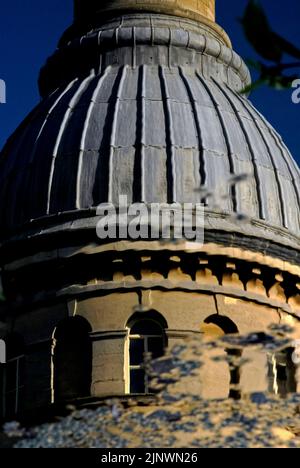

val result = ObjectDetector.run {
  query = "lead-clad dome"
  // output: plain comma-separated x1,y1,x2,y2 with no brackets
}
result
0,13,299,248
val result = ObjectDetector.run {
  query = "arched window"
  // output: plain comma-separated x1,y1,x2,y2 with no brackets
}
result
127,312,167,394
203,315,239,335
268,348,297,397
0,334,25,419
53,317,92,402
202,314,241,400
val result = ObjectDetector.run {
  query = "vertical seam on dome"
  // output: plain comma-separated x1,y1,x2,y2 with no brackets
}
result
0,106,38,161
132,27,136,68
178,67,206,197
168,28,172,68
133,65,145,202
225,85,287,229
98,31,103,74
256,128,287,227
245,99,300,223
197,74,237,212
273,135,300,214
277,138,300,179
158,66,176,203
93,66,126,205
29,79,79,166
46,73,95,215
108,65,128,203
0,89,64,182
76,66,112,210
1,83,78,227
212,79,265,220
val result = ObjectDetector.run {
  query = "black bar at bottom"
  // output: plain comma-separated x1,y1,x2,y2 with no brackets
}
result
2,448,208,463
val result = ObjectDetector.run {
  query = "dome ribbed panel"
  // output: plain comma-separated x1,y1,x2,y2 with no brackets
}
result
0,87,76,227
1,65,300,236
221,84,300,232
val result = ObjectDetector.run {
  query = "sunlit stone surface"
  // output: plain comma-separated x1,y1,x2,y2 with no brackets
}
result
0,0,300,422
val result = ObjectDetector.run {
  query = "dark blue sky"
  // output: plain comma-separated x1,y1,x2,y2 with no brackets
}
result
0,0,299,161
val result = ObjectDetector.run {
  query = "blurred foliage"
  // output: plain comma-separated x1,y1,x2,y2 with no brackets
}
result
241,0,300,91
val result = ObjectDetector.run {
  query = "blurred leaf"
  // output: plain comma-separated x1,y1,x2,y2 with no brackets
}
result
240,0,283,62
276,35,300,61
241,1,300,91
241,81,265,95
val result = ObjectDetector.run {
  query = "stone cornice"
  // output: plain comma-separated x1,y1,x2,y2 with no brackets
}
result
1,209,300,267
38,14,240,97
2,247,300,319
72,1,226,46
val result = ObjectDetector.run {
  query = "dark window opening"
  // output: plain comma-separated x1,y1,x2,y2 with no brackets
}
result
53,317,92,402
0,334,25,420
203,314,241,400
128,312,167,394
268,348,297,398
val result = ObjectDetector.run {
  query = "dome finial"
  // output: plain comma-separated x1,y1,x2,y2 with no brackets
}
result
74,0,215,24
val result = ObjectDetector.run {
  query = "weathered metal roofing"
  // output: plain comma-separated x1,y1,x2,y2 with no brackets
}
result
0,14,299,243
